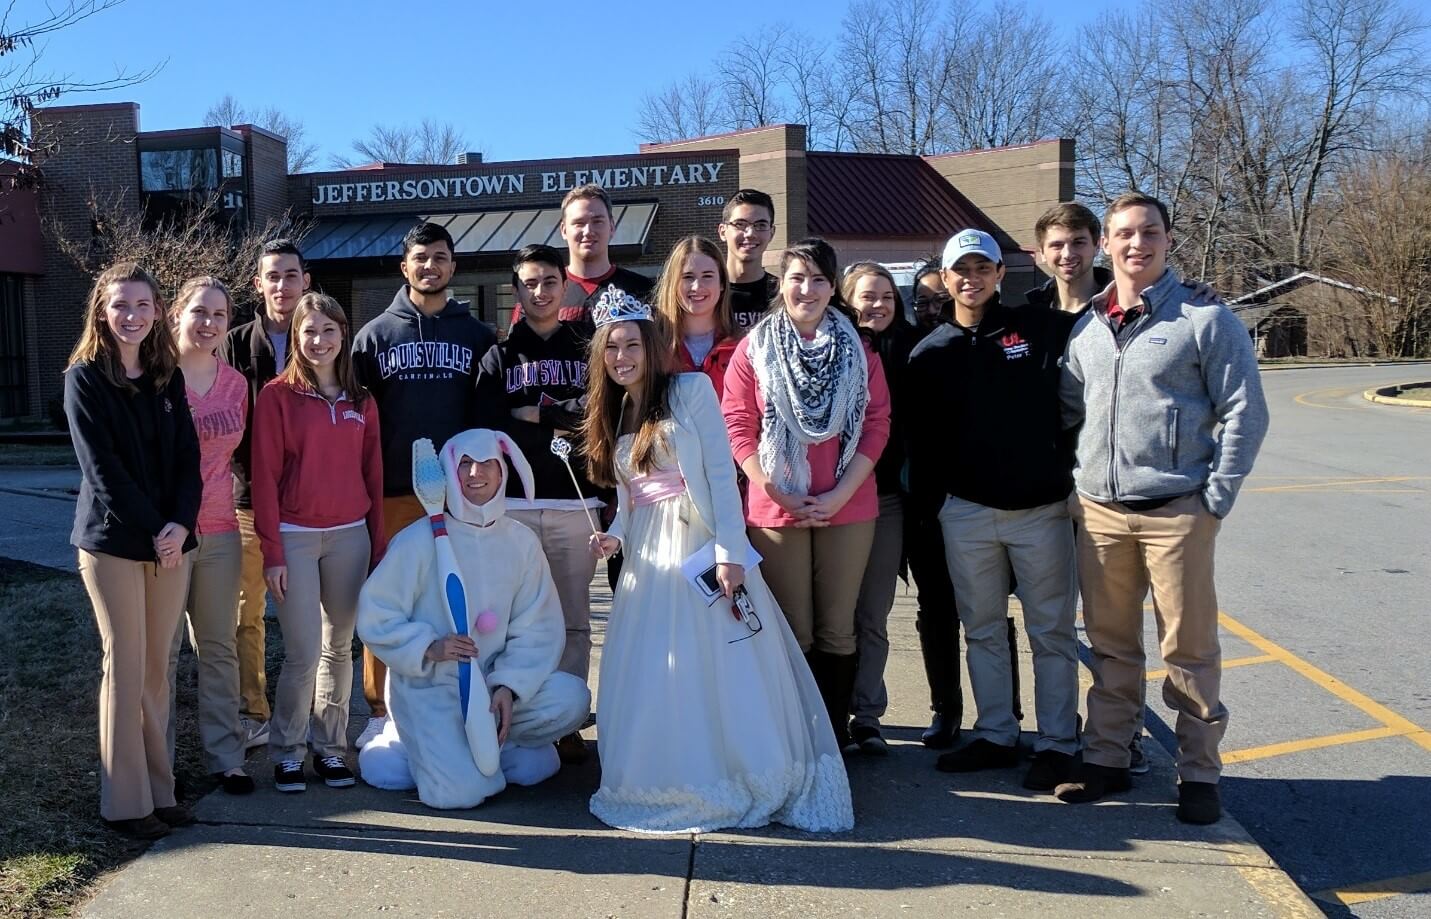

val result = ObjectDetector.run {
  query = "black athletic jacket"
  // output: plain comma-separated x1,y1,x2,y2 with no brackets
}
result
1021,266,1112,313
64,362,202,561
353,288,497,497
473,320,602,502
905,298,1077,512
218,316,281,509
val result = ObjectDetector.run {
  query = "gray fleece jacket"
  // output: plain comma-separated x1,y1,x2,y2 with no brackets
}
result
1059,268,1268,518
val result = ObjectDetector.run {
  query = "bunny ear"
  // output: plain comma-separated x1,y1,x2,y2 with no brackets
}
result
494,432,536,501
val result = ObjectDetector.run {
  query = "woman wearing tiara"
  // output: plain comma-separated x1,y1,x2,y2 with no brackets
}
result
583,285,854,834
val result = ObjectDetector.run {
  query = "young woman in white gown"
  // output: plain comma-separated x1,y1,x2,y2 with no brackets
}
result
582,285,854,835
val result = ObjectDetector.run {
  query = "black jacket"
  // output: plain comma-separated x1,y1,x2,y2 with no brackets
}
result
868,319,922,495
905,299,1077,512
1021,266,1113,314
218,315,282,509
64,362,202,561
473,320,603,502
353,288,497,497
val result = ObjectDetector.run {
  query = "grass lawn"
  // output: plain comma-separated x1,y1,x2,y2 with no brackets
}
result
1396,384,1431,401
0,558,220,917
0,444,77,466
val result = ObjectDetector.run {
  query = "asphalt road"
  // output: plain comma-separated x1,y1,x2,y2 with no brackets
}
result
3,363,1428,916
1143,364,1431,917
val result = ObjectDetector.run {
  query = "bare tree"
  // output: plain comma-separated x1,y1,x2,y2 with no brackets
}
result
635,75,723,143
940,0,1060,150
202,95,320,173
331,119,476,168
1,1,158,186
48,187,312,315
719,27,788,129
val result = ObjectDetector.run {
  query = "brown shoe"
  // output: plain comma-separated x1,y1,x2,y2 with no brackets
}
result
555,731,588,765
1054,763,1132,803
104,814,171,840
153,804,195,827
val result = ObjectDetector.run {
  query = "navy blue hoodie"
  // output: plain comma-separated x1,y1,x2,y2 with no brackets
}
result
353,288,496,497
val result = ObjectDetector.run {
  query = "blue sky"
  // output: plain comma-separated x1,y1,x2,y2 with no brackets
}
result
43,0,1112,166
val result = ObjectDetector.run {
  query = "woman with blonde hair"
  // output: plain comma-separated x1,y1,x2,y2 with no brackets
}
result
653,235,742,399
251,293,385,794
164,276,254,794
64,262,202,838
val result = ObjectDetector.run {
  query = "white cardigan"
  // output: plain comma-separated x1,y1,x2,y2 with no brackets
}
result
607,373,751,565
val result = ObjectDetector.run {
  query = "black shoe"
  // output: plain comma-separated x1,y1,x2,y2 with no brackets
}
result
217,771,256,796
556,731,589,765
921,712,960,749
1022,750,1076,791
153,804,194,827
274,760,307,793
104,814,171,840
1177,781,1222,824
850,723,889,756
1054,763,1132,803
312,754,356,788
935,738,1019,773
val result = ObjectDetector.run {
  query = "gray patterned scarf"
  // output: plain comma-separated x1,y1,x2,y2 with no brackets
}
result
747,306,868,495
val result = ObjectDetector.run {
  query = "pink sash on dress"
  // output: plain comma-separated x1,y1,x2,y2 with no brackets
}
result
629,469,687,506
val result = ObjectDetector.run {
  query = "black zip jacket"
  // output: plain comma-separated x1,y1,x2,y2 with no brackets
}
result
1021,266,1113,314
353,288,497,497
473,320,604,502
869,318,921,495
905,298,1077,512
218,316,281,509
64,362,202,561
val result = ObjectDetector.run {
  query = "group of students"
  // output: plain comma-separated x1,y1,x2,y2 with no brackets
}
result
65,181,1267,842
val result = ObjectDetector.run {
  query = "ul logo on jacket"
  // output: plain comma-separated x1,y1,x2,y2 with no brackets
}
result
1000,332,1030,360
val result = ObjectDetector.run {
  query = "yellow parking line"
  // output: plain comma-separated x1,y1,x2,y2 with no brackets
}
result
1293,387,1364,411
1218,612,1431,753
1146,653,1276,681
1222,726,1405,764
1311,869,1431,906
1244,476,1427,493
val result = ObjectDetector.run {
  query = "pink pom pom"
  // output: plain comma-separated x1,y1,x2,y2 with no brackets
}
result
475,611,500,634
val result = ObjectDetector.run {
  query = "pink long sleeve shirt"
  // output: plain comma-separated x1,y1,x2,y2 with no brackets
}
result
721,335,891,528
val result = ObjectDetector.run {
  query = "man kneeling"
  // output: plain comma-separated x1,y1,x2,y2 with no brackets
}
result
356,429,590,809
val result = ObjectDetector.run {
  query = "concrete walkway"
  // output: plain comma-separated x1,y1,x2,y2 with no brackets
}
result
75,566,1320,919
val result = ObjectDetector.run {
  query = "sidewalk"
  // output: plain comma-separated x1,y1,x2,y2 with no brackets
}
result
78,570,1320,919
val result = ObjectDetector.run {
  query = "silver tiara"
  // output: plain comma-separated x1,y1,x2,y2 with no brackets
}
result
591,284,652,327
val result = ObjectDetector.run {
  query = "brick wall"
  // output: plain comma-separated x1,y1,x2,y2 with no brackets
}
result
924,139,1074,252
29,103,142,419
240,125,290,227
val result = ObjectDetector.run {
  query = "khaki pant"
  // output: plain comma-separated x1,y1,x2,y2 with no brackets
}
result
234,509,269,722
510,508,599,683
749,521,876,656
1071,493,1226,782
850,493,904,727
269,526,370,762
79,549,192,821
939,496,1079,754
362,494,426,718
167,530,245,773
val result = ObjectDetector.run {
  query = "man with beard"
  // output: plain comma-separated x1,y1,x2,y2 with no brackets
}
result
351,222,496,749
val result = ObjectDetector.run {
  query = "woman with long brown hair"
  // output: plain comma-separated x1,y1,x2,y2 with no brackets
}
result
653,235,741,399
582,286,852,834
64,262,202,838
251,292,385,794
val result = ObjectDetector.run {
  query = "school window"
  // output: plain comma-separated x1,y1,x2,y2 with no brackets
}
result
0,275,28,418
493,284,516,336
140,149,219,192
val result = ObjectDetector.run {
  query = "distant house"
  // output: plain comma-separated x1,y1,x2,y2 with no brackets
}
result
1229,272,1387,359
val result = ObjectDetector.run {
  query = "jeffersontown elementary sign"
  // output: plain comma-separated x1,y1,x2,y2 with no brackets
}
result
309,161,730,206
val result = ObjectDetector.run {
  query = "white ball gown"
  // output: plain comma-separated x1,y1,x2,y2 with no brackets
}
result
590,423,854,834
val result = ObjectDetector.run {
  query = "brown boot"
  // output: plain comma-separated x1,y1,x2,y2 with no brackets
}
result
555,731,589,765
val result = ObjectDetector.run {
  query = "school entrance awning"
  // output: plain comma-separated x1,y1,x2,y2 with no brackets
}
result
299,203,660,261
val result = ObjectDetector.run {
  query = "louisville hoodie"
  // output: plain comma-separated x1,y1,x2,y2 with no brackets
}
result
353,288,497,497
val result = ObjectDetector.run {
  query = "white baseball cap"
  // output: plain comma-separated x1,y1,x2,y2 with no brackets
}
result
941,229,1002,268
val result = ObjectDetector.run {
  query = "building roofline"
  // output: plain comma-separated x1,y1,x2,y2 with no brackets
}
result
232,123,286,143
34,101,140,116
1228,270,1396,306
923,138,1066,160
640,124,802,151
294,147,743,181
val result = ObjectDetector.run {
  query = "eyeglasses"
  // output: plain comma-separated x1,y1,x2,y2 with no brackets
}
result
912,295,951,310
727,586,763,643
723,220,773,234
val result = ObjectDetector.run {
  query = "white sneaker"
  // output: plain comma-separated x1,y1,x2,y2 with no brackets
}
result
239,716,269,751
355,715,388,750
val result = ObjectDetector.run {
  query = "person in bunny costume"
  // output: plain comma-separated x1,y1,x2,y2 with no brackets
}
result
356,428,591,809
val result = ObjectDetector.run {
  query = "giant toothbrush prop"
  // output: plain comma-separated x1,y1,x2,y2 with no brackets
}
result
411,437,501,776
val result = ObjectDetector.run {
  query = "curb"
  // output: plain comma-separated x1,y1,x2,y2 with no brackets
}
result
1260,359,1431,372
1364,382,1431,408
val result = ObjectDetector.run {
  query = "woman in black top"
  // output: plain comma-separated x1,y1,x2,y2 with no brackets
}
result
64,262,202,839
